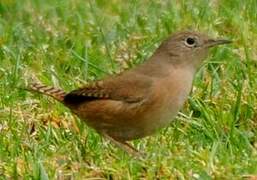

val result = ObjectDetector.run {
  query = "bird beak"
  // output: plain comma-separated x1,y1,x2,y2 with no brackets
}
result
206,39,232,48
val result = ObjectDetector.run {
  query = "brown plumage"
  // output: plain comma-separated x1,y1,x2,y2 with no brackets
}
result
29,83,66,102
27,31,231,157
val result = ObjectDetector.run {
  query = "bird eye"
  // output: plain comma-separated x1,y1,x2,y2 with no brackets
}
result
185,37,196,47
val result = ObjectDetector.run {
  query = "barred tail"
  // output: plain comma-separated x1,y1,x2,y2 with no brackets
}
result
28,82,66,102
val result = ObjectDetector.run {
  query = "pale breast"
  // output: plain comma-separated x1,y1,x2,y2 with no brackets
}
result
142,67,194,134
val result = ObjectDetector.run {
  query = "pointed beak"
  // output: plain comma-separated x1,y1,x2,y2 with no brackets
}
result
206,39,232,48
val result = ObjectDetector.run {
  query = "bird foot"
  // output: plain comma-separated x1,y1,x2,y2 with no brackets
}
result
102,133,145,159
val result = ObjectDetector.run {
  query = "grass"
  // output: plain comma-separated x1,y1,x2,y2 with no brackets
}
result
0,0,257,179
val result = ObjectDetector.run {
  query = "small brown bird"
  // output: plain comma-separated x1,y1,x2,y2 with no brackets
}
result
28,31,231,157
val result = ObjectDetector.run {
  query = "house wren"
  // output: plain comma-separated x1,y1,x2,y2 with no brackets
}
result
28,31,231,157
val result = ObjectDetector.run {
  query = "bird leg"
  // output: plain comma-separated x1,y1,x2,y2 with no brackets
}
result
102,133,143,158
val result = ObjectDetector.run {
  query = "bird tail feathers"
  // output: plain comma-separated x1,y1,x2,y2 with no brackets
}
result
27,82,66,102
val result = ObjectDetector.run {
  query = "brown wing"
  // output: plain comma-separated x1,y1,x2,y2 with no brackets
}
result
63,73,153,105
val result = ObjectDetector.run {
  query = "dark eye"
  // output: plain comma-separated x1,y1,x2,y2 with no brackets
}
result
185,37,196,47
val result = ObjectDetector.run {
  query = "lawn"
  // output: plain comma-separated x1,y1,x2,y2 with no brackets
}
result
0,0,257,179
